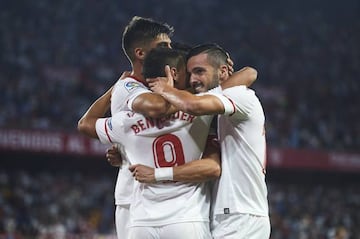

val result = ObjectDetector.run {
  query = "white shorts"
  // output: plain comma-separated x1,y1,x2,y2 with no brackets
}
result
115,204,130,239
211,213,270,239
128,222,212,239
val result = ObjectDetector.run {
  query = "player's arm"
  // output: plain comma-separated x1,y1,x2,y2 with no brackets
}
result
132,65,180,117
131,92,178,118
172,138,221,182
224,49,256,86
149,66,250,116
129,139,221,183
79,71,130,135
149,81,229,116
221,66,258,89
77,86,112,138
112,71,178,118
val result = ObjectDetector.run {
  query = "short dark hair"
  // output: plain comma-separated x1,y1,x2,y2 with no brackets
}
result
171,41,192,55
142,47,186,79
122,16,174,61
187,43,228,68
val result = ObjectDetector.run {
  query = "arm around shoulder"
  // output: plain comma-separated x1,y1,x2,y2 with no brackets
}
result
78,87,112,139
221,66,257,90
131,92,176,118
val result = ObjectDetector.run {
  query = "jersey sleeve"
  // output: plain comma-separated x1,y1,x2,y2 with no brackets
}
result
111,77,152,114
203,86,236,115
95,113,126,145
95,118,114,145
222,86,256,117
205,85,256,117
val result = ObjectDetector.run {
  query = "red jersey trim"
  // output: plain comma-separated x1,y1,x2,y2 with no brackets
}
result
224,95,236,116
104,119,113,144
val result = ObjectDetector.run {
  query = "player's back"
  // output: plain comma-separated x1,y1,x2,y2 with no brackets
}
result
102,110,214,227
110,76,147,205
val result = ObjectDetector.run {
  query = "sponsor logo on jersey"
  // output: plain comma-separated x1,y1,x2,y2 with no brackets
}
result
124,82,141,92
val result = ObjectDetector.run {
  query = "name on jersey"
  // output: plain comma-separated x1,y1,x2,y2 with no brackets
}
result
130,111,195,134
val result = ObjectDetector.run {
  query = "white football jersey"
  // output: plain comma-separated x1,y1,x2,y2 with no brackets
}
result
96,110,214,227
210,86,269,217
110,76,151,205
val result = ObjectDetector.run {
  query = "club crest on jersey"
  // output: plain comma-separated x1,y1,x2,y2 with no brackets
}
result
124,82,141,92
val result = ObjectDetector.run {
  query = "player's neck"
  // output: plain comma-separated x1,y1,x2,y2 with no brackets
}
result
131,62,145,81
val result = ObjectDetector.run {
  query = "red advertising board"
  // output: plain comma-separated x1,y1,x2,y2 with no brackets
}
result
1,129,359,172
267,148,360,172
0,129,107,156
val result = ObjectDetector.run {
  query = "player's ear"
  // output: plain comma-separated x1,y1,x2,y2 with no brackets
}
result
170,67,177,79
135,47,146,60
219,64,229,79
170,67,178,84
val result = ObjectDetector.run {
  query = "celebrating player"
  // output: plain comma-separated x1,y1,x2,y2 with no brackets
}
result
79,16,175,239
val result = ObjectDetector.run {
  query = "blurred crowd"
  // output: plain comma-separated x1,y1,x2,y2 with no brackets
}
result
0,170,358,239
0,0,359,151
269,182,359,239
0,170,116,239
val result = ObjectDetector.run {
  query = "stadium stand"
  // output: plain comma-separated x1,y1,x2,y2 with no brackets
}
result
1,0,358,150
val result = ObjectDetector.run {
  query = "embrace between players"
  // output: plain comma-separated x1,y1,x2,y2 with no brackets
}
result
78,16,270,239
